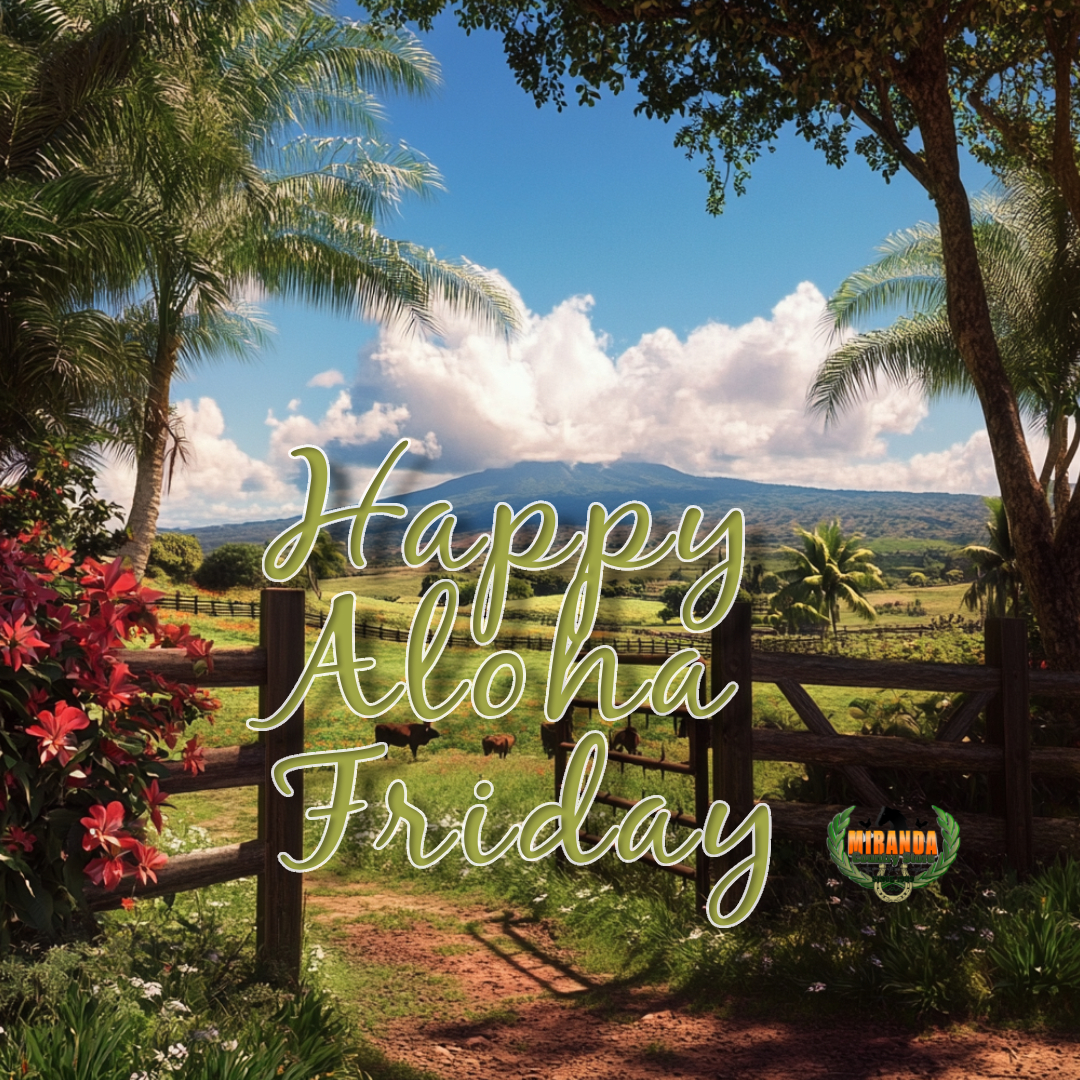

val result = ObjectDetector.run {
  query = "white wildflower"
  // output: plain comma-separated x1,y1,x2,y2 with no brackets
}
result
222,1040,239,1052
807,982,826,992
861,926,876,936
532,894,548,904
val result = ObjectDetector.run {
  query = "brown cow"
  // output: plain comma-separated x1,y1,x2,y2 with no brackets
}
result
540,715,573,758
374,722,441,760
611,724,641,755
482,733,516,759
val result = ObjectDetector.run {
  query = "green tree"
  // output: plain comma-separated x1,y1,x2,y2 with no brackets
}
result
811,174,1080,529
772,520,884,634
147,532,204,580
194,542,266,590
102,1,517,578
962,497,1023,618
369,0,1080,670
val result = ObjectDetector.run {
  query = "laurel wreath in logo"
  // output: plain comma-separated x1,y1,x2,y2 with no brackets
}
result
826,805,960,894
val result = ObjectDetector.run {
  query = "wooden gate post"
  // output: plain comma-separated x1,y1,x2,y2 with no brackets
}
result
690,714,711,919
257,589,306,983
984,617,1033,876
552,708,574,865
712,601,754,878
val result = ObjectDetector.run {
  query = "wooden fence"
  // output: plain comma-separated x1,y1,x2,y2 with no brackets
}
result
85,589,307,984
554,603,1080,918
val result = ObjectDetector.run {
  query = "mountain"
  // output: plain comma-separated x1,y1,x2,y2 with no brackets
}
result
167,460,992,555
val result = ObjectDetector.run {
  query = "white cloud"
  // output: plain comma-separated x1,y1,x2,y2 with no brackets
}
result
307,368,346,388
105,278,1042,529
97,398,304,529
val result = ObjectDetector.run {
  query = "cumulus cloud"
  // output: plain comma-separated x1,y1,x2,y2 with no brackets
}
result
97,398,305,528
106,279,1033,529
307,368,346,388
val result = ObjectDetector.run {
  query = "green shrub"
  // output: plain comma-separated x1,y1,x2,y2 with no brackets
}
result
148,532,203,580
906,572,929,587
194,543,266,590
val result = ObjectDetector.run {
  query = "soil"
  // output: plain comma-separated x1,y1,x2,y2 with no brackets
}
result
308,882,1080,1080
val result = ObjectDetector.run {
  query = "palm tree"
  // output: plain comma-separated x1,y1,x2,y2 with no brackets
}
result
771,520,883,634
962,497,1023,618
103,1,517,577
0,0,196,466
809,173,1080,529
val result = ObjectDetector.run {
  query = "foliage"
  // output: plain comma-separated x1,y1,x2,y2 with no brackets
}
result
0,439,122,563
812,174,1080,527
771,520,884,634
962,497,1022,618
193,544,267,592
148,534,204,582
0,534,217,943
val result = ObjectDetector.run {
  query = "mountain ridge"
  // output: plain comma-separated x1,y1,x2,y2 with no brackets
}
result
165,460,992,554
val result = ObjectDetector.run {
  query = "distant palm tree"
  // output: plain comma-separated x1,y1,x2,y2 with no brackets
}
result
809,172,1080,529
116,1,518,577
772,520,884,634
962,497,1022,618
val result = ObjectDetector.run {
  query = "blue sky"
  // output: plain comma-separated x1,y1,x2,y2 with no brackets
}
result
102,10,1009,527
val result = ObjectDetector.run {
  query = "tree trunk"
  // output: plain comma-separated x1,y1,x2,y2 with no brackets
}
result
900,34,1080,670
119,341,176,579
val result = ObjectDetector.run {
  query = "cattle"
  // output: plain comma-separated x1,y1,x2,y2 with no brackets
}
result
482,734,516,759
540,715,573,759
611,724,641,755
374,722,441,760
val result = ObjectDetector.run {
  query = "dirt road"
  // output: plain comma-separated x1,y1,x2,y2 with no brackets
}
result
308,881,1080,1080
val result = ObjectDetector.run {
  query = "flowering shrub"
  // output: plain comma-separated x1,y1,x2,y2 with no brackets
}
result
0,528,219,943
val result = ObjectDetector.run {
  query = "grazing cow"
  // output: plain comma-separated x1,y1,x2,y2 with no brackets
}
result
374,722,441,760
611,724,641,755
482,734,516,759
540,717,572,759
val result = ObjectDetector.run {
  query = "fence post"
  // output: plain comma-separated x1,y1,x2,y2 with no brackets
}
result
552,708,574,866
257,589,306,983
984,617,1033,877
690,712,711,920
712,602,754,880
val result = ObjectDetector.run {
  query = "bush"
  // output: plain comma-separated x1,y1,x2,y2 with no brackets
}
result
194,543,266,590
147,533,203,581
0,535,218,943
907,572,929,587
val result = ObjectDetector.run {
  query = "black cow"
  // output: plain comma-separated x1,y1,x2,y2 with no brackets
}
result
540,717,572,759
375,722,441,760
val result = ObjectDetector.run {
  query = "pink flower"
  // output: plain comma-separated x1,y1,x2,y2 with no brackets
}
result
80,800,128,855
0,612,48,671
25,702,91,765
84,854,128,890
123,839,168,885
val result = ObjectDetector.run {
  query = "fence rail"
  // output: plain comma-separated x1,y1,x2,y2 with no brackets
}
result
554,603,1080,916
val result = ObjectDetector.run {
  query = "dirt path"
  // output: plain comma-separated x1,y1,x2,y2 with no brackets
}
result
307,881,1080,1080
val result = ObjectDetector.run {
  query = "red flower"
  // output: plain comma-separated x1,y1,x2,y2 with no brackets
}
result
44,547,74,574
79,556,138,602
0,613,48,671
184,636,214,675
25,702,90,765
3,825,36,853
80,800,128,855
143,779,171,833
123,839,168,885
84,854,128,890
120,897,136,911
181,736,205,776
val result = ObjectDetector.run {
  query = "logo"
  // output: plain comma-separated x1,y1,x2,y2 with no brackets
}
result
827,805,960,902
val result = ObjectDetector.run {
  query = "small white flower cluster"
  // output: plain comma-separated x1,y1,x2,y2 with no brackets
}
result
151,1043,188,1073
307,945,326,973
128,977,163,1000
807,982,826,992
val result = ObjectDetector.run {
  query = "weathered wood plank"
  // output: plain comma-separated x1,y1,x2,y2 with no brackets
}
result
126,646,267,688
752,728,1004,771
775,679,889,807
87,840,266,910
753,651,998,692
937,690,995,743
159,743,264,794
560,741,693,775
